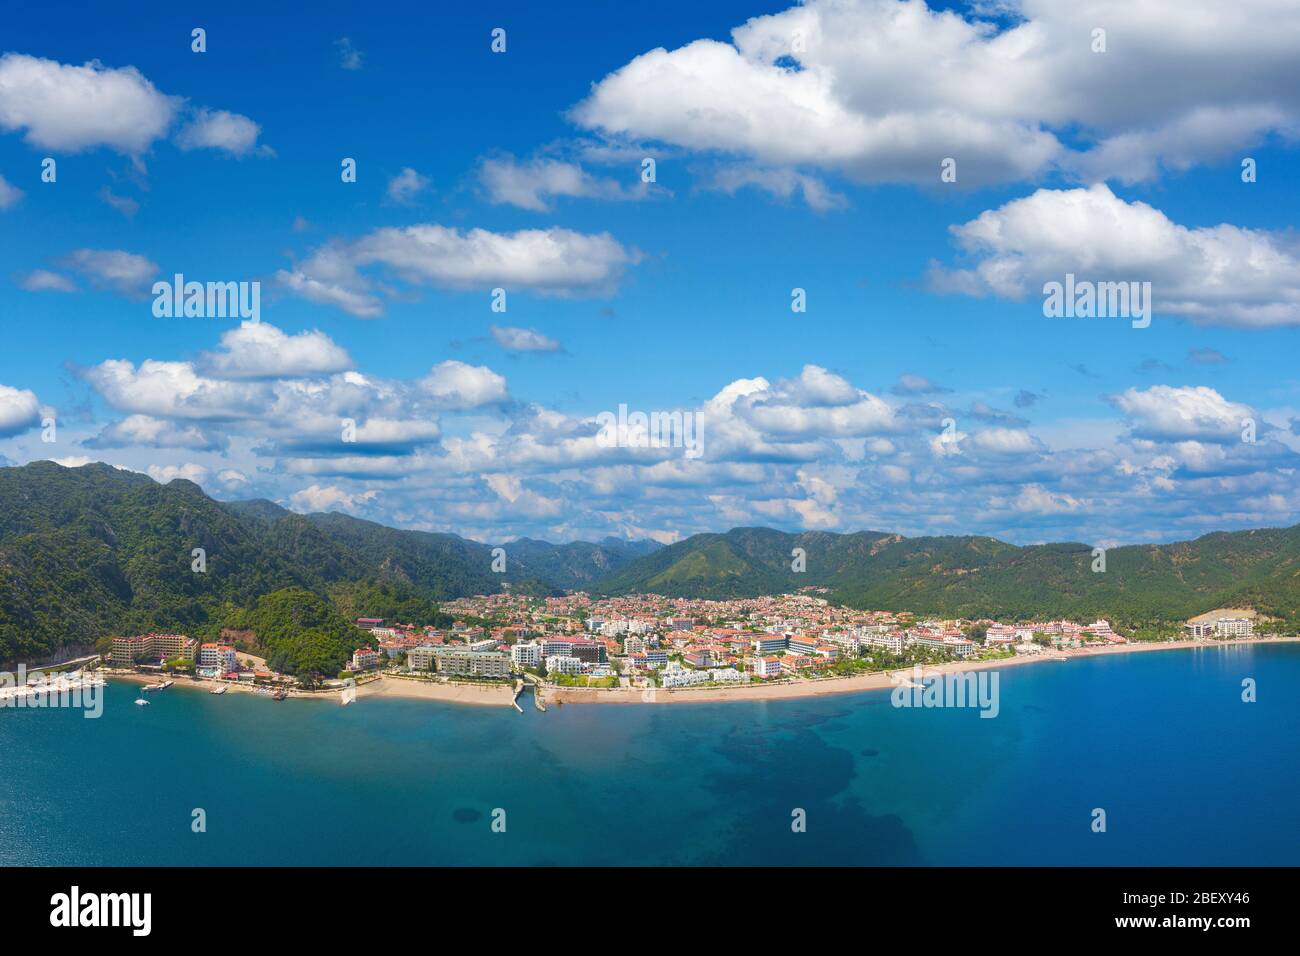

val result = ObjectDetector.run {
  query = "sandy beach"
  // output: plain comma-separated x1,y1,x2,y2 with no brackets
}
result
356,675,516,707
107,671,518,707
546,636,1300,706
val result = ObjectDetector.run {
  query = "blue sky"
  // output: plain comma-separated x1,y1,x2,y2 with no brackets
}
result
1,0,1299,547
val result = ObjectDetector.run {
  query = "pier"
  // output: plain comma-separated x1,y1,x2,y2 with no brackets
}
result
0,673,105,704
519,674,546,712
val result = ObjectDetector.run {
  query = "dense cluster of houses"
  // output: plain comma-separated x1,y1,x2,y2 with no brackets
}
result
109,590,1259,691
420,592,1139,686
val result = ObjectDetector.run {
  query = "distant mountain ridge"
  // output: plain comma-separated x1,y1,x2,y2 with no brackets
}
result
2,461,1299,665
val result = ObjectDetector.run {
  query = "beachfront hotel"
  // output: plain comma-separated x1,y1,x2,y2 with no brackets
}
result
545,655,585,675
752,635,789,655
110,633,197,667
908,634,977,658
1185,616,1255,639
350,646,380,671
198,643,238,671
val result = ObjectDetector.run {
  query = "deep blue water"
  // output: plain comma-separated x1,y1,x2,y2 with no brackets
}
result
3,643,1298,865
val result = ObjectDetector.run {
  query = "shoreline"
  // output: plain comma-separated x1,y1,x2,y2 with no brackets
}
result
546,636,1300,706
102,636,1299,709
106,671,517,707
355,675,516,707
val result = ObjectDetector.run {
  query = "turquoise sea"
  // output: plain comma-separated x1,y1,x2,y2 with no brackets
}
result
3,643,1298,866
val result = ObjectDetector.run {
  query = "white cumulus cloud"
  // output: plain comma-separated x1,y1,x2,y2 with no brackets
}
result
1111,385,1254,443
0,53,178,153
0,384,42,437
278,225,639,317
175,108,268,156
570,0,1300,189
197,324,353,380
420,360,508,410
931,184,1300,328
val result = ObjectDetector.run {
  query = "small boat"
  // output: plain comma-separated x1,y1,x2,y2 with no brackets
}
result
271,688,288,701
209,684,228,695
134,697,149,706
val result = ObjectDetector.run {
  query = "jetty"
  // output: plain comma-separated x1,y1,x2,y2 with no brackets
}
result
0,673,105,704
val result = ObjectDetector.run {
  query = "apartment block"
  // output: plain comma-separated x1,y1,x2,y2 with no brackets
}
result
434,648,510,678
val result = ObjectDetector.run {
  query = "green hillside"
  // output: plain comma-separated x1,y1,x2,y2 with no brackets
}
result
0,462,655,667
596,525,1300,629
3,461,1297,669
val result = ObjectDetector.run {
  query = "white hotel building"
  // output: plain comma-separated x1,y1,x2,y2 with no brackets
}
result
198,643,238,671
1186,617,1254,639
511,642,542,668
908,634,976,658
545,655,585,675
861,631,906,654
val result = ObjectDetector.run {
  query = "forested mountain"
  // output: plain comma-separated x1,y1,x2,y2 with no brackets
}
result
3,461,1298,672
0,462,655,668
0,462,324,665
594,525,1300,629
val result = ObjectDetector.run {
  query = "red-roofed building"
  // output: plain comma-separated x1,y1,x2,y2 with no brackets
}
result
351,646,380,671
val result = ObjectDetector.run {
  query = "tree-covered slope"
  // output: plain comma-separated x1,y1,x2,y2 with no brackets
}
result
596,525,1300,627
0,462,325,663
0,462,657,664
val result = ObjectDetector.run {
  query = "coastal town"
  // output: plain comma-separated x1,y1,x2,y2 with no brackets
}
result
91,589,1269,707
